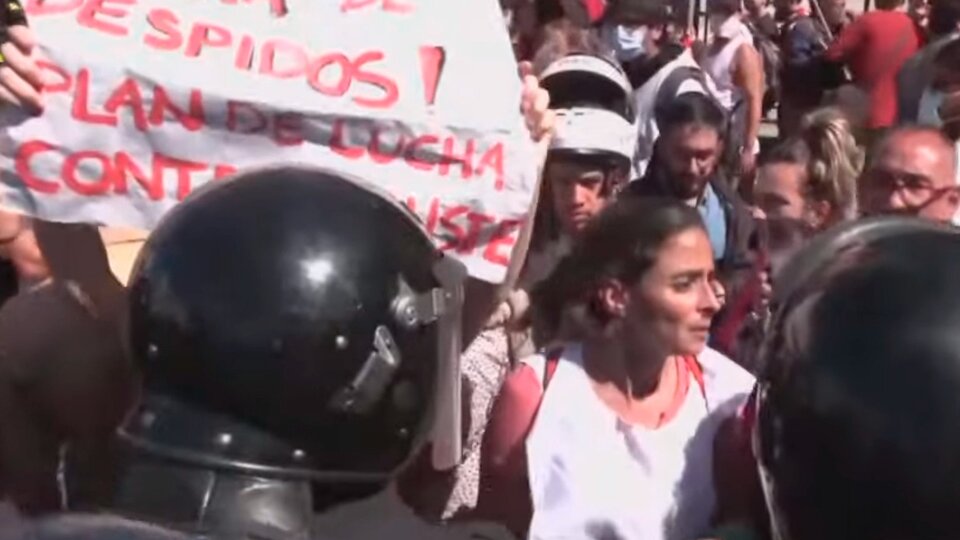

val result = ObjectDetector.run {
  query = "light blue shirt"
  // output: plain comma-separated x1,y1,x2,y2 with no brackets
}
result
698,183,727,261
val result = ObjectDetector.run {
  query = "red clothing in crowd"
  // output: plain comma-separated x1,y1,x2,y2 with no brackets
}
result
825,10,922,128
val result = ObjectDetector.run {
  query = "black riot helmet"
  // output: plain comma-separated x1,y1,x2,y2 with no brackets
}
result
121,166,466,485
755,217,960,540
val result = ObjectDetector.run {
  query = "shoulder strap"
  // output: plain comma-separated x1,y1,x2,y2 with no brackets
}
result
543,347,562,389
685,355,707,400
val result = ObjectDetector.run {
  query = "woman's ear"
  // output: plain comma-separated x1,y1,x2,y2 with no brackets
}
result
596,278,629,320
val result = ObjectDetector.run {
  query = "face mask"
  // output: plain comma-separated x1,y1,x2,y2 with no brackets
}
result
604,24,648,63
918,87,945,127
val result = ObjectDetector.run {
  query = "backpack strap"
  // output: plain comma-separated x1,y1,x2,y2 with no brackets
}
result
685,355,707,400
543,347,563,390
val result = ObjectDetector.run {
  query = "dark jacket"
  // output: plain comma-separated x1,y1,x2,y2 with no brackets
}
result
626,166,757,282
779,15,843,106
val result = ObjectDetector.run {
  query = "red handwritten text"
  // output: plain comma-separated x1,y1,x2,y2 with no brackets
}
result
404,194,520,267
15,139,236,202
331,119,506,190
341,0,413,14
13,138,516,267
38,61,502,189
24,1,401,109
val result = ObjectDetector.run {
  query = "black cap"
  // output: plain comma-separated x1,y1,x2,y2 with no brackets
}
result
706,0,741,15
606,0,671,24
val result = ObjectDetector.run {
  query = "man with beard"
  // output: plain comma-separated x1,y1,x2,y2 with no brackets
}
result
858,126,959,222
627,93,756,289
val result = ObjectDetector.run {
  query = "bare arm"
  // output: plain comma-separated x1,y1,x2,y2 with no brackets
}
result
733,43,764,154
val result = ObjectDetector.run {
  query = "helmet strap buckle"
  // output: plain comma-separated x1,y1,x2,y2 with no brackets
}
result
328,325,402,414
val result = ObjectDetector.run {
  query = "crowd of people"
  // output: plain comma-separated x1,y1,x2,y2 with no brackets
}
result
0,0,957,538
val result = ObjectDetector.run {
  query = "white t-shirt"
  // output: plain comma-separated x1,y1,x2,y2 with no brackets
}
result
702,31,750,112
523,345,754,540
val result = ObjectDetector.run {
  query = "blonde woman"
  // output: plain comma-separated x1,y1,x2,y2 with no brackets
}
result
754,107,863,230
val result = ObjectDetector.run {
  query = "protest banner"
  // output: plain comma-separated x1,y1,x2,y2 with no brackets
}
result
0,0,538,283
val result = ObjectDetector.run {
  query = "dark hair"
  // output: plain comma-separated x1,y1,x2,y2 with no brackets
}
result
874,0,905,9
930,0,960,36
531,22,607,76
757,222,960,540
761,138,811,167
533,197,705,334
933,36,960,67
707,0,741,15
606,0,671,25
656,92,728,139
536,0,564,24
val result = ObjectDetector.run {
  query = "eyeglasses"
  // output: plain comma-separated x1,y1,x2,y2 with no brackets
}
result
865,168,947,194
863,168,957,208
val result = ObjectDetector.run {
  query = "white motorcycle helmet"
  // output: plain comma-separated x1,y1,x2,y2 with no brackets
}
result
540,53,637,126
549,107,636,173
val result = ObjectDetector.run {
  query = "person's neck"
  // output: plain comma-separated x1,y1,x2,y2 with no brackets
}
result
583,337,682,428
583,333,675,396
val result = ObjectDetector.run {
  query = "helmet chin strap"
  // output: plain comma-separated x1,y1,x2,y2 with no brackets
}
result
328,326,403,415
328,254,466,472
